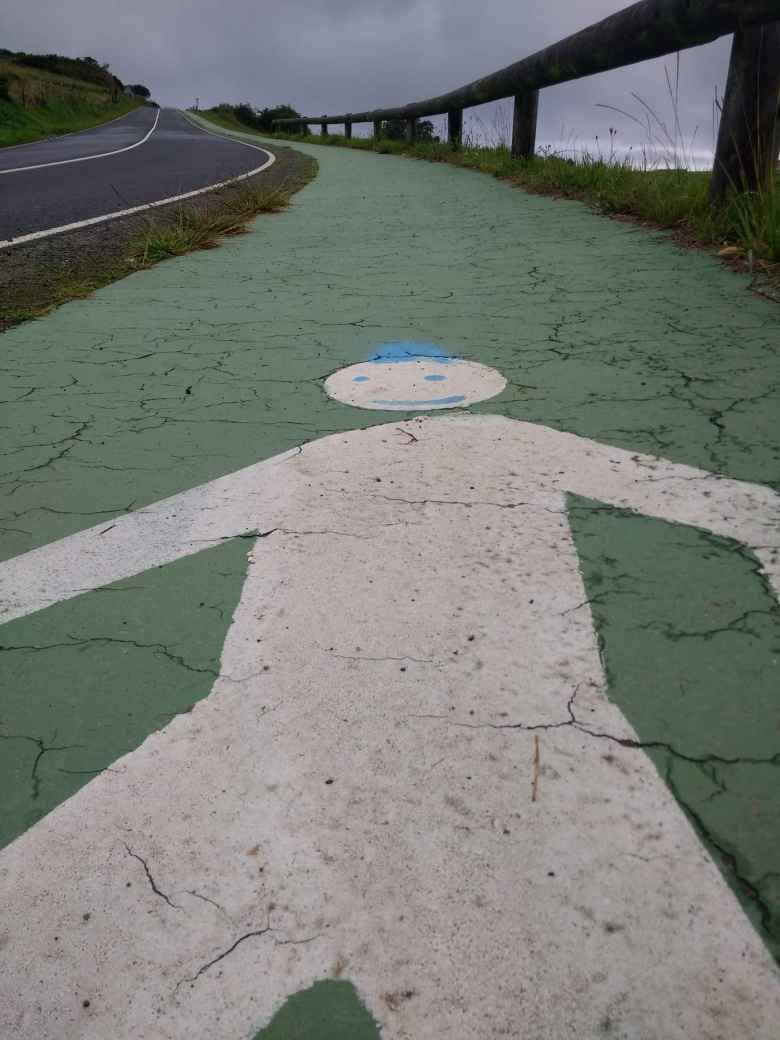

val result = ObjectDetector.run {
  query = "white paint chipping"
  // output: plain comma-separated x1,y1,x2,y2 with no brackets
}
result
0,108,161,176
0,120,275,250
0,415,778,1039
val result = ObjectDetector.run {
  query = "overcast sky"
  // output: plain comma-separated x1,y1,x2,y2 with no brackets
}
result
6,0,729,162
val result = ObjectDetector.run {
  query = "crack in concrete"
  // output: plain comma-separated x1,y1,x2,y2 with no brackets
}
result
186,890,230,919
175,920,321,991
412,684,780,770
123,843,180,910
278,524,374,540
413,683,779,947
370,494,529,510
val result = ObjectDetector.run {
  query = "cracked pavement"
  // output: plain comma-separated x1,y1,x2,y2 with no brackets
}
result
0,538,249,848
1,415,779,1039
1,119,778,565
0,124,779,1037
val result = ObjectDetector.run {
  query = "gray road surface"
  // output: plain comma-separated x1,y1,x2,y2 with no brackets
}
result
0,108,271,242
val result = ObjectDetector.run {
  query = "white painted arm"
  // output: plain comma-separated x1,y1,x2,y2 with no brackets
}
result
529,423,780,599
0,449,297,624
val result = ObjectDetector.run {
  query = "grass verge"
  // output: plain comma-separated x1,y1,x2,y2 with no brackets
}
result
0,95,143,148
0,56,144,147
0,159,316,331
135,179,298,262
197,110,780,289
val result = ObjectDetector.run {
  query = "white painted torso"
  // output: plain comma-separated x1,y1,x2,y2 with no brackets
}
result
1,415,779,1038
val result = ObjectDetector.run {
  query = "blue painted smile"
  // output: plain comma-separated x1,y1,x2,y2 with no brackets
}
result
372,394,466,407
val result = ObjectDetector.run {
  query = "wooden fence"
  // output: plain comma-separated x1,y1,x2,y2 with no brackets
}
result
274,0,780,202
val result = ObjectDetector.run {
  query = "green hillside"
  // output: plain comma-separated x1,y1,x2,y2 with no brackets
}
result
0,51,144,147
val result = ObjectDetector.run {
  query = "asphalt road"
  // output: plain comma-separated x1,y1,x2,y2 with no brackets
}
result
0,106,158,172
0,107,273,243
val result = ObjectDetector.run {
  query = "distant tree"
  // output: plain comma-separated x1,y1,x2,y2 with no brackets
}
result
380,117,437,143
231,103,260,129
258,104,302,132
230,103,302,133
128,84,151,98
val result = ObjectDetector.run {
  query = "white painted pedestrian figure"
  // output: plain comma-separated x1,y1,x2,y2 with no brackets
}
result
1,343,779,1040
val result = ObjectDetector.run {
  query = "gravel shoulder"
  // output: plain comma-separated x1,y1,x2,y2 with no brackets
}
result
0,143,313,332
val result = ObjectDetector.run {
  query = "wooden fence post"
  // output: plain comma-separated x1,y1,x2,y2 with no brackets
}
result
511,90,539,159
344,121,352,139
406,117,417,143
320,120,328,135
448,108,463,149
710,20,780,203
373,119,382,140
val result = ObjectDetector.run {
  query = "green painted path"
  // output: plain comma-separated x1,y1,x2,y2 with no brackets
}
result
1,117,779,1037
2,120,778,566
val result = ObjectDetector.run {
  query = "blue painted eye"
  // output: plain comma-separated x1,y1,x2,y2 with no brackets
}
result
424,374,447,382
353,375,369,382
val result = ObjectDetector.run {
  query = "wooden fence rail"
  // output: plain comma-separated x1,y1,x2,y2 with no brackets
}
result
273,0,780,203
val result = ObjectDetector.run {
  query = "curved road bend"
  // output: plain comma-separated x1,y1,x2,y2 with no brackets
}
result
0,105,158,171
0,108,273,243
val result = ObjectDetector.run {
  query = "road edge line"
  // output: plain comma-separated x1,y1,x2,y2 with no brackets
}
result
0,108,161,176
0,138,276,250
0,104,148,154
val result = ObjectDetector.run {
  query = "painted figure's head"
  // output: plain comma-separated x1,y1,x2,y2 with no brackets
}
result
324,342,506,411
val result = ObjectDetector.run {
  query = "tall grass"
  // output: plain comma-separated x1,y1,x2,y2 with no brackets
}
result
596,54,703,172
730,177,780,261
136,181,298,262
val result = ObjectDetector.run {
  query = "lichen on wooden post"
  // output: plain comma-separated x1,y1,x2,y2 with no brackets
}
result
710,21,780,204
511,90,539,159
406,117,417,144
448,108,463,149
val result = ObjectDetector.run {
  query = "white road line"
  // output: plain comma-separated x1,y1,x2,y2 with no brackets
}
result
0,133,276,250
0,104,145,153
0,108,161,175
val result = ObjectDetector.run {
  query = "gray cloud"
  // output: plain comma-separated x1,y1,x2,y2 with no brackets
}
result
5,1,730,161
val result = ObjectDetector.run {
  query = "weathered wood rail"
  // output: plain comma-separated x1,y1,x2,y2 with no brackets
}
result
274,0,780,203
